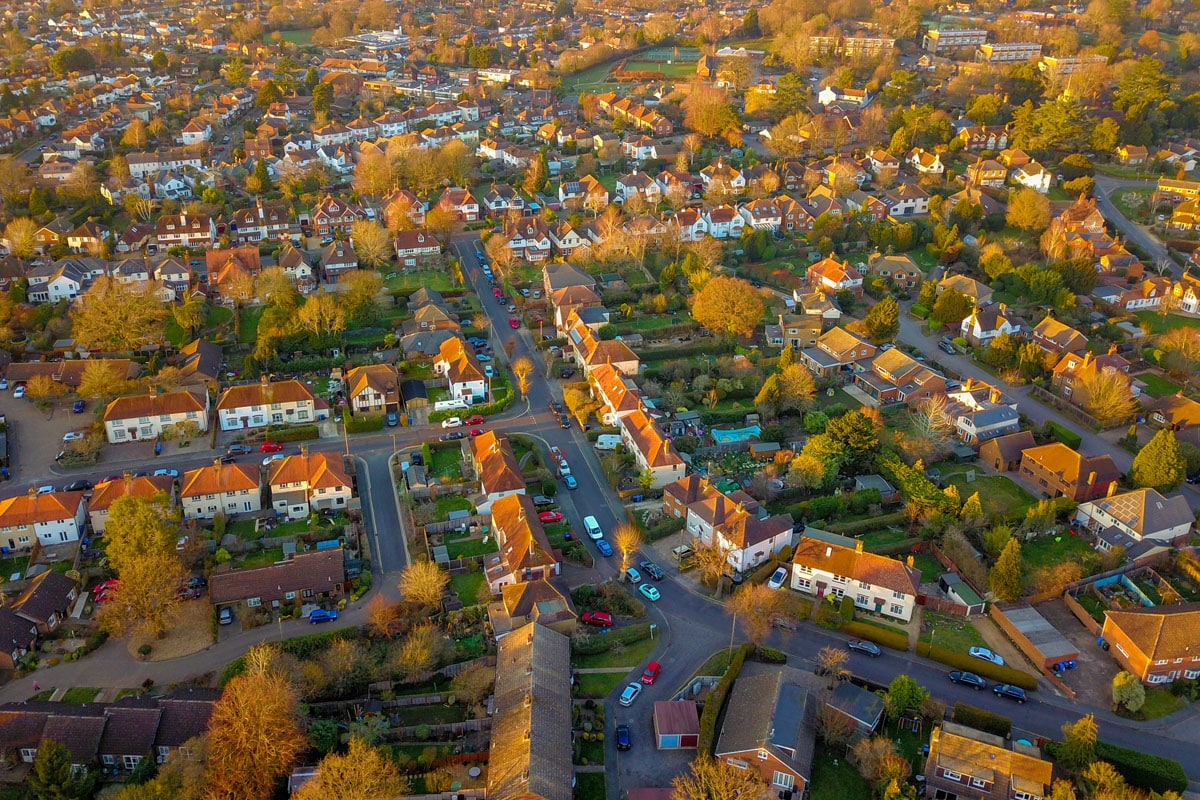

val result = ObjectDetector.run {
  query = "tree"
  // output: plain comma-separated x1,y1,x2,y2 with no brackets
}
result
1058,714,1098,772
342,269,385,324
672,754,765,800
1047,780,1078,800
71,277,167,351
0,155,31,205
1078,369,1138,428
909,395,956,460
727,583,782,644
1090,117,1121,153
613,523,642,576
350,219,393,268
255,266,300,311
205,671,304,800
884,675,929,721
297,292,347,341
256,79,282,109
76,359,126,399
1006,188,1052,232
777,364,816,411
251,159,272,194
682,86,742,142
450,662,494,711
171,295,207,338
1130,429,1186,492
691,276,764,339
754,372,781,409
395,621,442,682
4,216,38,261
1111,670,1145,714
312,82,333,116
294,738,410,800
102,548,187,639
930,286,974,327
523,151,549,194
824,410,880,474
29,740,92,800
851,737,900,785
694,541,732,597
989,538,1023,601
223,57,248,85
398,559,449,606
815,646,850,687
512,356,535,397
863,296,899,342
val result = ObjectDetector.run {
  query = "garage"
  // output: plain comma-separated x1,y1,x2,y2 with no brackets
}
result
653,700,699,750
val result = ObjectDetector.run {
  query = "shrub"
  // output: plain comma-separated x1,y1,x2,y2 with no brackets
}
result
263,424,320,443
697,643,753,753
841,621,909,651
137,644,152,657
753,646,787,664
910,303,930,319
643,516,685,542
952,702,1011,737
570,622,652,656
748,559,780,585
345,414,384,434
916,643,1037,690
1046,421,1082,449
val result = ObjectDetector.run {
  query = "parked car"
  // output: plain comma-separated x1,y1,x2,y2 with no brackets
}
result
62,431,85,442
13,384,24,399
385,411,399,427
440,431,465,441
309,608,339,624
262,454,286,466
441,416,463,428
618,682,642,707
595,539,613,557
767,566,789,590
615,724,631,751
641,661,661,685
847,640,881,657
36,485,54,494
484,365,495,378
152,469,179,478
560,368,576,379
969,646,1005,666
509,317,520,328
638,583,660,602
63,479,93,492
259,441,283,452
477,354,492,362
624,567,641,584
948,670,987,690
93,579,119,595
72,400,86,413
532,495,555,507
465,414,485,425
228,444,253,455
468,428,485,437
993,684,1027,703
581,611,613,627
639,560,664,580
938,340,956,355
219,608,233,625
564,474,578,489
0,379,7,390
538,511,563,524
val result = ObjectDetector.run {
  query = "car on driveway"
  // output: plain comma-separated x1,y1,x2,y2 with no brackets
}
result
595,539,613,557
309,608,339,624
72,400,86,413
638,583,660,602
848,640,881,657
993,684,1027,703
618,683,642,707
260,441,283,452
641,661,661,684
219,608,233,625
615,724,632,751
441,416,463,428
564,475,577,489
948,670,987,690
639,560,663,580
62,431,86,442
538,511,563,523
767,566,789,590
969,646,1005,666
13,384,24,399
581,611,613,627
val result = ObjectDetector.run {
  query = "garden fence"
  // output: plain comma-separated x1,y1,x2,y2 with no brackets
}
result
389,718,490,737
424,516,490,535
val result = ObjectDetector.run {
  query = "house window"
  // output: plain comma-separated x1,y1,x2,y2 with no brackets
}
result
970,777,986,789
247,597,261,607
20,748,36,762
798,564,812,574
103,755,116,766
772,772,794,789
941,769,961,781
726,758,748,769
858,581,870,589
124,755,142,770
856,594,869,607
890,603,904,616
892,590,905,599
796,578,811,590
757,751,768,760
285,591,296,600
302,589,314,598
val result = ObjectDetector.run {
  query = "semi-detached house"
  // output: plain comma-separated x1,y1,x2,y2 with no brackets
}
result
790,530,921,622
618,407,685,490
267,450,353,520
179,460,261,520
104,388,210,443
0,490,87,549
216,378,316,431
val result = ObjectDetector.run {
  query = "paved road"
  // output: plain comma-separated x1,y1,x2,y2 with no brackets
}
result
1092,175,1175,274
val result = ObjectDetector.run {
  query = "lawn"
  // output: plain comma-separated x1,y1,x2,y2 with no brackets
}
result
912,552,943,583
576,738,605,765
449,571,486,606
574,772,606,800
61,687,101,704
1135,311,1200,335
238,546,286,568
226,518,260,541
944,475,1035,519
386,269,457,294
1139,686,1185,720
1111,187,1153,222
1136,372,1181,398
861,528,911,549
622,60,696,77
1021,533,1097,575
689,649,734,681
239,306,264,344
808,743,872,800
390,702,470,727
445,536,499,559
428,447,464,480
575,671,628,699
573,634,658,669
436,495,474,519
561,59,618,91
920,610,986,654
0,554,30,582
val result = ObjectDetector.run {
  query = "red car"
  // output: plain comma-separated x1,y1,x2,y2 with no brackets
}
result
538,511,563,523
492,286,502,298
468,428,485,437
93,579,119,596
508,317,519,329
641,661,662,685
260,441,283,452
581,611,613,627
465,414,485,425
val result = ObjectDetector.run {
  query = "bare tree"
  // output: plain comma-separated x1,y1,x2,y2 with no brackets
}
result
512,356,535,397
613,523,643,576
694,540,732,597
1078,369,1139,428
816,702,857,749
350,219,394,268
394,622,443,682
815,646,850,687
726,582,782,644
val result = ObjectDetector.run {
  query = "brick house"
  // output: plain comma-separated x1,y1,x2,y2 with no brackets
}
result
1101,603,1200,684
1017,442,1120,501
210,548,346,611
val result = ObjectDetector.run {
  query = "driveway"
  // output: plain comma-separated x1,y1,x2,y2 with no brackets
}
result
1033,598,1119,709
0,392,95,484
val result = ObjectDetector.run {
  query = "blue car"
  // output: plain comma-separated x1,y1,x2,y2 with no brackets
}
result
595,539,613,557
72,400,85,413
309,608,339,624
564,475,578,490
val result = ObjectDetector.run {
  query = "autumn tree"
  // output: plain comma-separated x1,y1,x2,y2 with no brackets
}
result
365,595,402,638
694,540,732,597
851,737,900,785
691,276,764,339
255,266,300,311
100,494,186,638
342,269,385,324
398,559,449,606
29,739,94,800
350,219,393,268
1130,428,1186,492
1058,714,1098,773
77,359,127,399
121,119,149,149
815,646,850,687
4,216,38,261
683,86,742,143
71,277,168,351
294,737,409,800
884,675,929,721
512,356,535,397
450,662,494,711
816,702,857,749
297,291,347,342
205,670,304,800
394,621,443,682
1078,369,1138,428
673,754,765,800
777,364,816,412
1006,187,1052,231
1111,670,1145,713
727,582,782,644
907,394,956,462
613,523,642,576
989,537,1024,601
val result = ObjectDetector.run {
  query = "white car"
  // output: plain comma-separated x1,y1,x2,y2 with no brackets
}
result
441,416,463,428
969,646,1005,666
767,566,789,590
62,431,86,442
262,454,286,466
13,385,25,399
618,682,642,707
36,485,55,494
153,469,179,478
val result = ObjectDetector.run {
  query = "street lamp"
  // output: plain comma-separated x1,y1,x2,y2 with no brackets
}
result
728,610,738,658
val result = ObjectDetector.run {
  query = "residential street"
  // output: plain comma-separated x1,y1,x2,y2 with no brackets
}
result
1092,175,1175,274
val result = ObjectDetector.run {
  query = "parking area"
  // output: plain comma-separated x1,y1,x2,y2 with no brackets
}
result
1034,599,1120,707
0,393,92,484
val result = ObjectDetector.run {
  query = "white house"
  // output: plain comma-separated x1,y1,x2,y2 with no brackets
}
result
435,337,488,403
959,302,1022,347
618,407,685,489
103,387,210,443
216,378,317,431
1011,161,1052,193
704,206,745,239
179,460,262,520
469,431,527,514
1075,488,1194,546
0,491,87,549
679,484,793,573
790,531,921,622
267,450,353,520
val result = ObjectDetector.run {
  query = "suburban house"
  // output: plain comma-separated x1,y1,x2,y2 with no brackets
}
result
9,570,78,634
345,364,400,415
484,493,561,593
154,213,216,249
0,490,88,548
267,450,353,520
618,407,686,489
1101,603,1200,684
393,229,441,266
825,681,885,740
924,722,1053,800
486,625,573,800
569,324,640,377
210,548,346,612
179,460,262,520
310,195,366,236
673,478,793,573
435,337,488,403
855,348,948,405
87,474,175,533
1074,488,1193,546
433,187,480,222
320,239,359,281
908,147,944,174
487,579,576,640
470,432,527,514
216,378,317,431
588,363,643,425
1051,350,1141,414
946,380,1021,445
790,530,921,622
937,274,993,306
715,670,815,796
103,387,210,444
1148,393,1200,446
1030,316,1088,356
0,609,36,669
771,312,822,351
866,253,923,288
800,327,877,378
979,431,1037,472
807,257,864,298
959,302,1022,347
1018,443,1120,502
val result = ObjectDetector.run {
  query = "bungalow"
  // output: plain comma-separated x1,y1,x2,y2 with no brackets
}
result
715,671,814,795
179,460,262,520
470,431,527,514
10,570,78,634
103,387,210,443
791,530,921,622
209,548,345,610
618,407,685,490
485,493,560,593
0,490,87,549
267,449,353,520
216,378,316,431
1018,442,1120,502
1075,488,1193,546
345,364,400,415
88,474,175,534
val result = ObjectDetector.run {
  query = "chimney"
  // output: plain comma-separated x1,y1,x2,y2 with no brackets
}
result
27,486,38,499
1108,482,1117,497
260,373,269,388
148,384,157,398
1108,343,1118,356
855,539,864,553
964,377,973,391
1087,471,1096,486
301,444,309,459
989,387,1001,404
907,555,915,568
825,546,832,558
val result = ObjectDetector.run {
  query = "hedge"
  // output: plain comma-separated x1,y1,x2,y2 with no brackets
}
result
916,643,1038,690
262,424,320,443
910,303,930,319
826,511,907,537
747,558,780,585
643,516,685,542
697,644,753,754
1046,421,1082,449
842,621,909,651
1044,741,1187,794
427,385,514,423
345,414,384,434
952,702,1011,738
752,646,787,664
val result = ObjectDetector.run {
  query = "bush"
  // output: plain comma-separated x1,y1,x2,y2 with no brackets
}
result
841,621,909,651
643,516,685,542
570,622,652,656
747,558,779,585
752,646,787,664
916,643,1037,690
952,702,1011,738
1046,421,1082,449
345,414,384,434
910,303,930,319
697,643,753,753
1043,741,1187,794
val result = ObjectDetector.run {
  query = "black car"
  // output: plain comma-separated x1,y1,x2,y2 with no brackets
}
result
993,684,1027,703
1187,473,1200,485
549,401,563,414
615,724,631,751
847,640,881,657
410,452,424,466
938,340,956,355
440,431,465,441
559,415,571,428
63,479,93,492
217,454,236,464
560,368,576,379
639,560,664,581
948,670,987,690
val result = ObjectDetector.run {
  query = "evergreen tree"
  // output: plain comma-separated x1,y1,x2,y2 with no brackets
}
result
754,373,781,408
988,538,1023,601
863,296,899,342
1058,715,1097,773
29,740,90,800
776,343,795,372
253,159,272,194
1130,429,1186,492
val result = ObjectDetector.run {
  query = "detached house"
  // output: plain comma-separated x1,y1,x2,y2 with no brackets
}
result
435,337,488,403
1075,488,1193,547
311,195,366,237
791,530,921,622
155,213,216,249
470,431,527,514
267,449,353,520
1101,603,1200,684
855,348,948,405
800,327,876,378
393,229,441,266
960,302,1022,347
924,723,1052,800
179,460,262,520
1030,316,1087,356
217,378,316,431
485,493,560,593
807,257,863,298
502,217,552,262
1018,443,1120,502
715,671,815,796
433,187,480,222
1051,350,1141,413
345,364,400,415
671,477,793,573
618,408,685,490
103,388,210,443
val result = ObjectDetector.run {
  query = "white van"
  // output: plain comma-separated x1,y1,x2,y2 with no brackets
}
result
433,398,469,412
594,434,622,451
583,515,603,540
